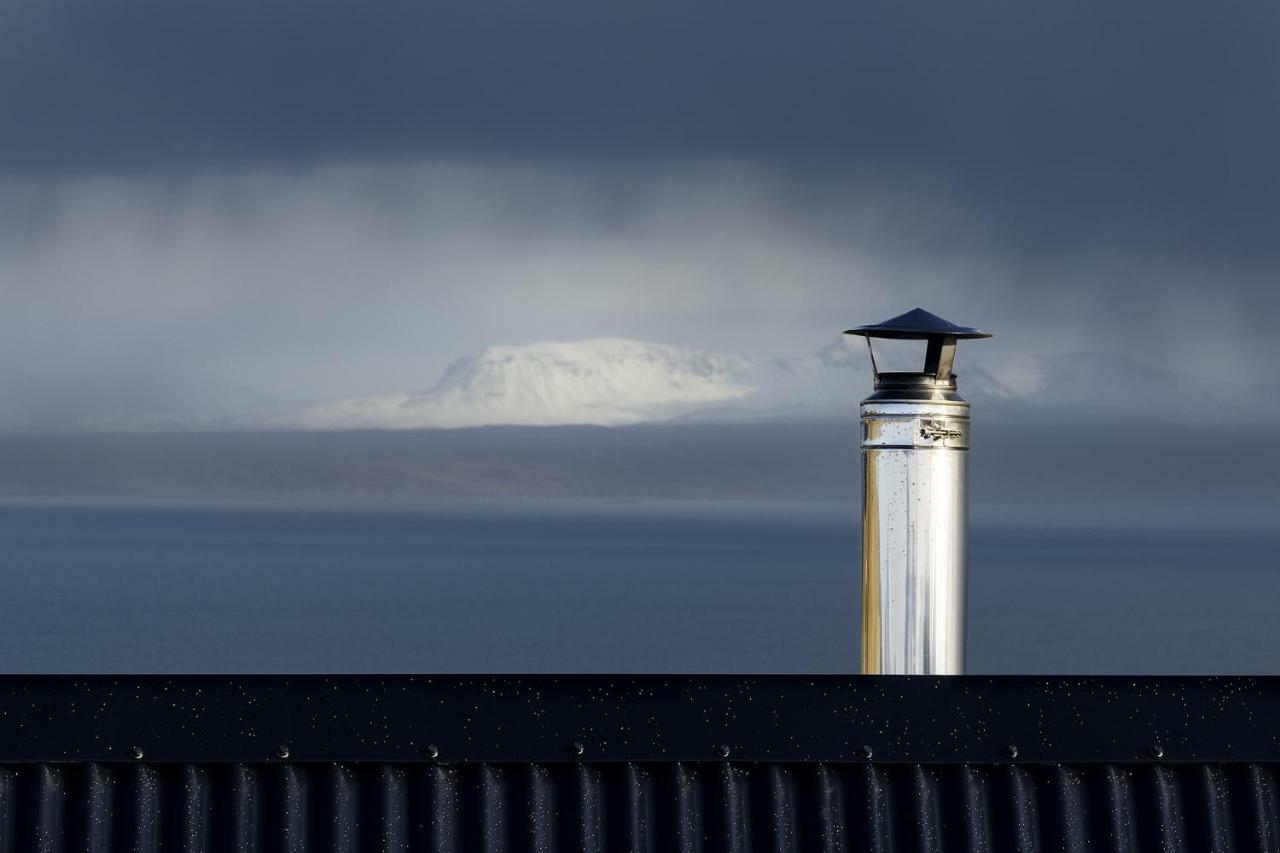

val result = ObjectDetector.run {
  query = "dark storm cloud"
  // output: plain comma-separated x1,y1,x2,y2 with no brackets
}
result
3,0,1278,264
1,2,1274,178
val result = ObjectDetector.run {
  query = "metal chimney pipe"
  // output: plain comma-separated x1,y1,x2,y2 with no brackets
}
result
845,309,991,675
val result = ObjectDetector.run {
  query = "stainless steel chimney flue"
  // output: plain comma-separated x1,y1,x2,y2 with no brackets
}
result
845,309,992,675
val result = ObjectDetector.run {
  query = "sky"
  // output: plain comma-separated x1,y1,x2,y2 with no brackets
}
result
2,0,1278,429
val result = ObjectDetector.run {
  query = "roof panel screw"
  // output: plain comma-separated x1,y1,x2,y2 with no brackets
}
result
859,745,874,759
1006,745,1019,759
1151,745,1164,759
424,744,440,760
276,744,290,759
131,746,144,760
716,744,731,759
571,741,585,757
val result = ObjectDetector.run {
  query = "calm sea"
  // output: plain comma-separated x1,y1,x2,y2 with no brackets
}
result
0,501,1275,674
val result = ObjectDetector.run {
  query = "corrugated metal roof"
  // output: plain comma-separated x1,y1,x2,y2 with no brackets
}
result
4,676,1280,850
3,759,1280,851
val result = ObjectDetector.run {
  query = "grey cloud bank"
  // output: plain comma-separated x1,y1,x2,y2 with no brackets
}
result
1,161,1272,430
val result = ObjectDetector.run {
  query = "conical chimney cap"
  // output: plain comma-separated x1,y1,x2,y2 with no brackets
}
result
844,307,991,340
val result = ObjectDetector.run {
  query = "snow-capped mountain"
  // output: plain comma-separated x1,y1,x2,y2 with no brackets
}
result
282,335,1270,430
286,338,754,429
